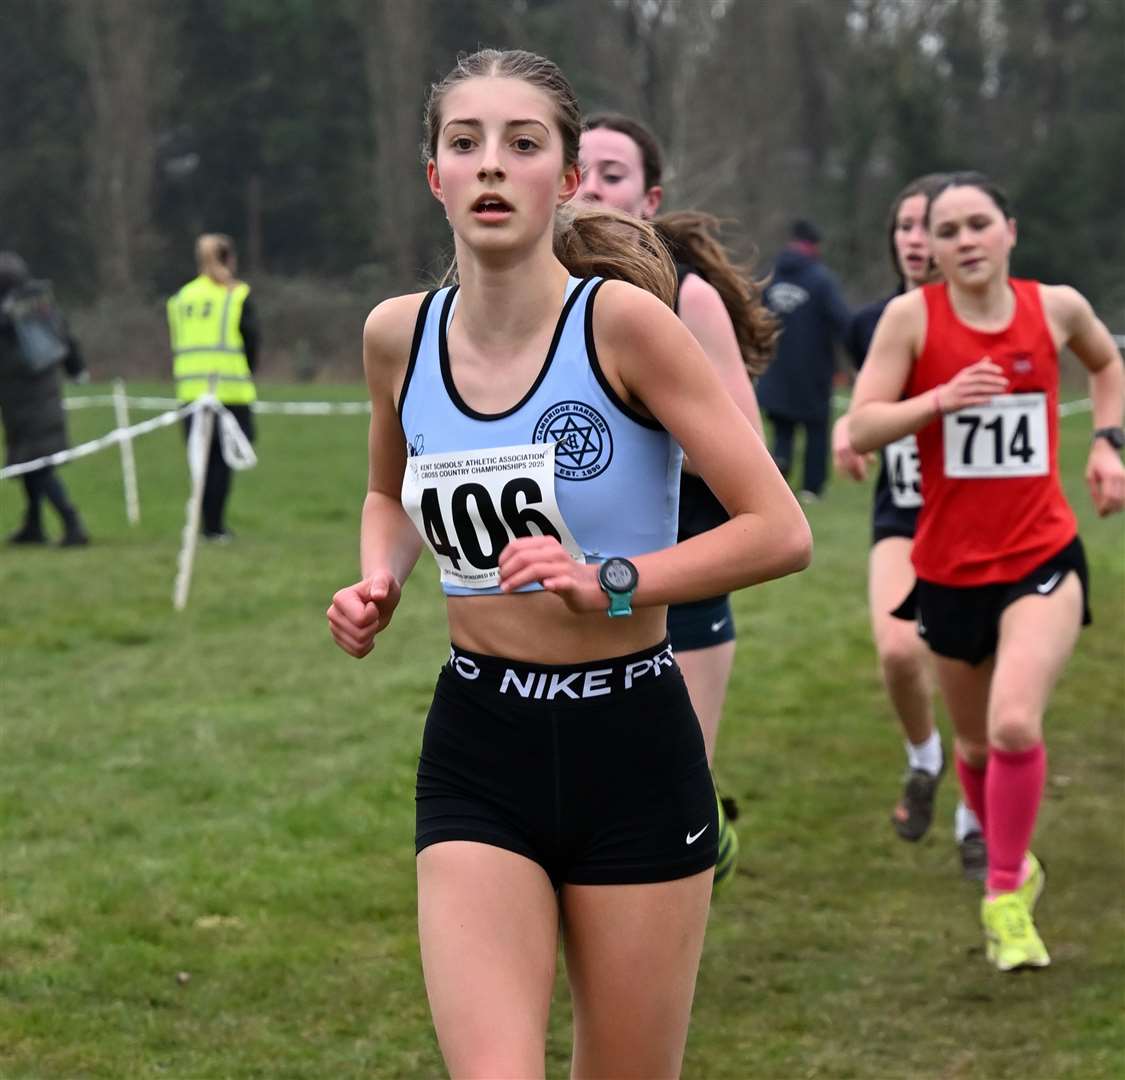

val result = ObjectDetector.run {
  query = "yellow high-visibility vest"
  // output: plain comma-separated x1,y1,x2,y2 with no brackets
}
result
167,275,256,404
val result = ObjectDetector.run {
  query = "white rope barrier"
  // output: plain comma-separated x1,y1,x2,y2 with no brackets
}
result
2,389,257,612
16,390,1106,486
1,398,204,479
64,394,372,415
1057,398,1092,417
56,333,1125,417
253,399,371,415
34,387,1094,485
64,394,180,410
8,376,1116,611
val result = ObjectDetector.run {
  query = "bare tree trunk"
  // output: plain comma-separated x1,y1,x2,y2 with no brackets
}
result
792,0,833,192
71,0,158,294
246,174,264,276
707,0,799,248
363,0,431,289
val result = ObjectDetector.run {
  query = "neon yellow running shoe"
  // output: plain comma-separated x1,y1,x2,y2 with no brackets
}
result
1016,851,1046,915
712,793,740,896
981,892,1050,972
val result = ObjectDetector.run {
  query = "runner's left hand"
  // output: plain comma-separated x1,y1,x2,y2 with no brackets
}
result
498,535,606,613
1086,440,1125,517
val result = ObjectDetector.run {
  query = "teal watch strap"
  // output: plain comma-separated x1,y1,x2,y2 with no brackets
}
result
606,589,634,618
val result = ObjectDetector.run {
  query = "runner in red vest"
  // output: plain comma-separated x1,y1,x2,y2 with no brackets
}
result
849,171,1125,972
834,175,984,872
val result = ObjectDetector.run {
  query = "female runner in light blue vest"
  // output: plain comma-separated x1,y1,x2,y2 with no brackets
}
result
327,48,810,1078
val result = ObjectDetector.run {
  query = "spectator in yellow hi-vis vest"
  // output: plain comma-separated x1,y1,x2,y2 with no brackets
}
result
167,234,259,542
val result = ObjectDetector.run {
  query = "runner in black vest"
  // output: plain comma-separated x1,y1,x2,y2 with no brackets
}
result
577,113,779,894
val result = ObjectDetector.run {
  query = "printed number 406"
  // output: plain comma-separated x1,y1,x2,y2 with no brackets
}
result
421,478,561,570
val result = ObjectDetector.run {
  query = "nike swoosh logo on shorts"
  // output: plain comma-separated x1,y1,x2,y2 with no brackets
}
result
685,825,710,845
710,617,729,633
1036,571,1062,595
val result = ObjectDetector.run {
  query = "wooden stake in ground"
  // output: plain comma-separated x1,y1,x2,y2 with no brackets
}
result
113,377,140,525
173,379,217,612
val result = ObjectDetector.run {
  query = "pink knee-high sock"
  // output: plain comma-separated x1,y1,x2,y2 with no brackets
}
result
985,743,1047,894
955,752,988,833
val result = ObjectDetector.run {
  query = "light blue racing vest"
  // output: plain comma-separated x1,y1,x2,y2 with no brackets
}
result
398,276,682,596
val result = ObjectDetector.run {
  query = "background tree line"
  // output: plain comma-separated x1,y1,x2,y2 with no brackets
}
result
3,0,1122,377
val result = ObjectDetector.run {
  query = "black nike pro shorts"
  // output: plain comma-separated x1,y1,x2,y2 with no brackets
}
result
415,638,718,888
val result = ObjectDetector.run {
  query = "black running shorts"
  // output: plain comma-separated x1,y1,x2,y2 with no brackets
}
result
891,535,1091,666
870,459,919,547
667,595,735,652
415,638,718,887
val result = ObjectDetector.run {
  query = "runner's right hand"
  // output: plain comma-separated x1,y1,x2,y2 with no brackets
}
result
935,357,1009,413
327,570,401,658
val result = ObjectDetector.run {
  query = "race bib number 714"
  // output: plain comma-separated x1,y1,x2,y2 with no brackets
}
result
401,442,585,589
943,393,1049,478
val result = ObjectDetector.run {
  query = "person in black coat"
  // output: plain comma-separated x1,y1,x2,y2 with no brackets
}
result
756,220,851,500
0,252,89,545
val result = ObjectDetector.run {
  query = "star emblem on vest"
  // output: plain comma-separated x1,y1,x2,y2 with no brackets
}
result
533,401,613,480
552,415,600,465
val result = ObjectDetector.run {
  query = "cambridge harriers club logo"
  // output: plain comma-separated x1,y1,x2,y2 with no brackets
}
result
533,400,613,480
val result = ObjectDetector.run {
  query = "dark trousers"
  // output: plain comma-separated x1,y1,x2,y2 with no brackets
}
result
21,465,77,528
182,404,254,535
767,413,828,496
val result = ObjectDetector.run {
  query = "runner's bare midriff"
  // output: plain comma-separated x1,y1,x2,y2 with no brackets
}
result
446,592,668,664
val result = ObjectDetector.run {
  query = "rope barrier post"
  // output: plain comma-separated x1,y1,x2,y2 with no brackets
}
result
113,378,141,525
173,379,217,611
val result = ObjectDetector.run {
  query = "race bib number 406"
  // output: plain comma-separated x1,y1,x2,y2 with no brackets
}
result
401,443,585,589
943,393,1049,479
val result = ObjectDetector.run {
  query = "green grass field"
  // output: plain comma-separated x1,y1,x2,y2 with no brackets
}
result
2,383,1123,1079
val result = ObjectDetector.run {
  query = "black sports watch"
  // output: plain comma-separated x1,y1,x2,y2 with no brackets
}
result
1092,426,1125,451
597,557,639,618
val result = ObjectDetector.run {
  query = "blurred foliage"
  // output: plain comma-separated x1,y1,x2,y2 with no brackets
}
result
2,0,1122,326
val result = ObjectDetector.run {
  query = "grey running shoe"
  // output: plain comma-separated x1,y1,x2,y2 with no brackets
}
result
891,761,945,842
959,829,988,882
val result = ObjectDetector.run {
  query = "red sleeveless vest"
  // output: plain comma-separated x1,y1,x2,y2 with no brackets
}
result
907,280,1076,586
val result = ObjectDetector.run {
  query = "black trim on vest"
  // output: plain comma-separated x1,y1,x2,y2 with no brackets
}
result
584,279,665,431
396,289,440,419
438,277,592,422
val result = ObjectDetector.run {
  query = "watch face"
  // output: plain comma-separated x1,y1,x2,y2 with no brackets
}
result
601,558,637,592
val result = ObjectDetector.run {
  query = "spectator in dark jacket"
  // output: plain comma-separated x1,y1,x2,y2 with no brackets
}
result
756,220,851,501
0,252,89,546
